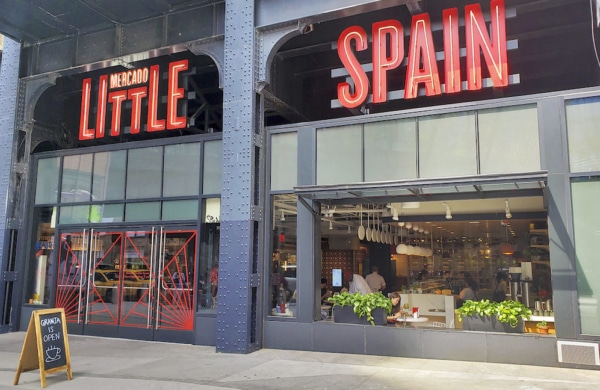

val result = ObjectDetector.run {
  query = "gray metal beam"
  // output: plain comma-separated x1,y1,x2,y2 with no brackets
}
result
22,2,226,77
256,0,409,28
0,36,20,331
216,0,261,353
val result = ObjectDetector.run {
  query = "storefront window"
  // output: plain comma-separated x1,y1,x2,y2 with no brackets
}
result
317,124,362,185
270,132,297,191
126,147,163,199
269,194,297,317
478,105,540,174
59,205,90,224
125,202,161,221
566,97,600,173
61,154,93,203
164,143,200,197
364,119,417,181
203,140,222,194
92,151,126,201
90,204,124,223
34,157,60,205
571,178,600,335
25,207,56,305
163,200,198,220
198,198,220,312
418,112,477,178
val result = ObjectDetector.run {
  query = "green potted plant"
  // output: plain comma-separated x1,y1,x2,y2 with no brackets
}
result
457,299,532,333
328,292,392,325
536,320,549,334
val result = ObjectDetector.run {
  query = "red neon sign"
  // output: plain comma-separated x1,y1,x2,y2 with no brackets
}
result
79,59,189,141
337,0,508,109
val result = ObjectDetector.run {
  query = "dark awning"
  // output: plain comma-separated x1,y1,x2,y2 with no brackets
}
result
294,171,547,206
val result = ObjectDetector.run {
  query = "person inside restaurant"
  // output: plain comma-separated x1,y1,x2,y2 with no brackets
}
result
320,278,332,303
387,292,402,322
345,271,372,295
365,265,386,293
455,276,479,308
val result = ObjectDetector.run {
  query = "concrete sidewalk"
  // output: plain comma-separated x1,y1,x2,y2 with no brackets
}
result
1,331,600,389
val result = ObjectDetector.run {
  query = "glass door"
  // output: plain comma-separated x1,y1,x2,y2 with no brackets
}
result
55,230,88,324
56,226,197,341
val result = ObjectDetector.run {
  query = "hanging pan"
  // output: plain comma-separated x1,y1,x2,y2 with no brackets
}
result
357,205,365,240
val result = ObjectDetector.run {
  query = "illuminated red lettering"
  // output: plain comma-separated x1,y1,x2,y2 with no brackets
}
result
78,60,189,140
335,1,509,107
404,13,441,99
465,0,507,90
79,78,95,140
128,87,147,134
337,26,369,109
443,8,461,93
108,91,127,136
147,64,165,132
372,20,403,104
166,60,188,130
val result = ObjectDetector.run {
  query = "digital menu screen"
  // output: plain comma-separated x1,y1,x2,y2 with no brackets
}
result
332,268,342,287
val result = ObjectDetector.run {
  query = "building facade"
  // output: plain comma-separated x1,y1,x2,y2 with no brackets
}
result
1,0,600,368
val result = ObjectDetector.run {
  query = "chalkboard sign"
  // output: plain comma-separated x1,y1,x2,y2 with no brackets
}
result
38,312,67,370
14,308,72,388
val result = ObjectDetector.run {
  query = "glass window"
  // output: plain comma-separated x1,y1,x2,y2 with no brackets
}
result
93,151,126,201
269,194,297,317
203,140,222,195
418,112,477,178
35,157,60,205
566,97,600,173
125,202,161,221
59,205,91,224
61,154,93,203
90,204,124,223
271,132,298,190
204,197,220,223
163,200,198,220
126,147,163,199
364,119,417,181
25,207,56,305
317,124,362,185
571,178,600,335
164,143,200,197
479,105,540,174
197,198,221,312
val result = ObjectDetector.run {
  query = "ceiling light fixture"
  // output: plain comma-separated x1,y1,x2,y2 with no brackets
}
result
396,226,408,255
505,199,512,219
329,221,333,230
443,202,452,220
392,207,399,221
280,210,286,221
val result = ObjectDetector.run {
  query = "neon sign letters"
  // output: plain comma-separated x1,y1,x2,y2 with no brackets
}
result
337,0,508,109
79,59,188,141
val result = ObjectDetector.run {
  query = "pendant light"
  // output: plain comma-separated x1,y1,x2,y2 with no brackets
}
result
500,221,515,255
396,225,408,254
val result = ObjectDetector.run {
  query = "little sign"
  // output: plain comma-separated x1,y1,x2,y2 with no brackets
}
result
14,308,72,388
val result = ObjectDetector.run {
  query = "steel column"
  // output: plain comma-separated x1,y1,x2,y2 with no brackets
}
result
217,0,262,353
0,36,20,332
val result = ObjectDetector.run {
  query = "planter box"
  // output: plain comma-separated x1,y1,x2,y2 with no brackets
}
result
462,314,524,333
333,306,387,326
